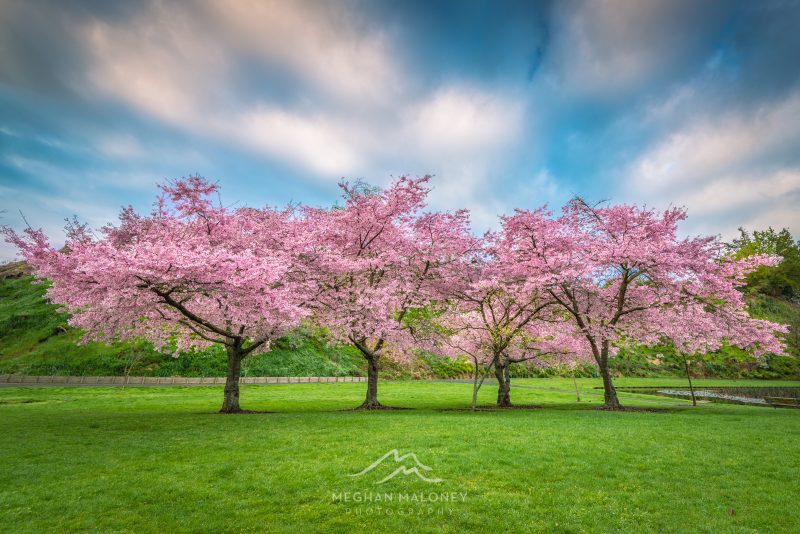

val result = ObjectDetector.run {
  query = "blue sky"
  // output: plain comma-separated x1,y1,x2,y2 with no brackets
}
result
1,0,799,261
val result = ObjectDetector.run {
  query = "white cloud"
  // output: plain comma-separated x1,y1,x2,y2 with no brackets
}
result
234,108,365,176
81,0,401,123
629,96,800,191
628,94,800,192
622,93,800,237
85,14,221,127
405,86,523,155
81,1,528,190
424,161,503,229
678,168,799,218
392,86,527,230
94,134,146,159
75,4,361,176
208,0,402,105
65,1,532,234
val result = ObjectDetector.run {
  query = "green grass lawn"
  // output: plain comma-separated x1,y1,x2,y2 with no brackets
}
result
1,378,799,533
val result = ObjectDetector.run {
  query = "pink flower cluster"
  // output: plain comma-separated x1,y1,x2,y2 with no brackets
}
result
3,177,787,383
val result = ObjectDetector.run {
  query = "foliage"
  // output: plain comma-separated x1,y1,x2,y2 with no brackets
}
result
2,177,791,402
0,276,365,378
727,227,800,367
418,352,473,378
3,178,310,356
0,275,165,376
300,176,479,406
239,325,365,378
727,227,800,299
2,177,319,411
303,176,477,362
501,199,787,407
610,323,800,380
509,361,598,378
607,227,800,381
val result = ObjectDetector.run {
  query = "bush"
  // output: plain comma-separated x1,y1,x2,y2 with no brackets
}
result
418,352,473,378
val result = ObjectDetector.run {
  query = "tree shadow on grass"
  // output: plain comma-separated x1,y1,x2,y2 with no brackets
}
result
594,405,682,413
338,405,412,412
439,404,543,412
214,409,275,414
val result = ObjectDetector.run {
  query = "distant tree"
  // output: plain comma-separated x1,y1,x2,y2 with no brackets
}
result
727,227,800,298
3,177,309,413
657,301,789,406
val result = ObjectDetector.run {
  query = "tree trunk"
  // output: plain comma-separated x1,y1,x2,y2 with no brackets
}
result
597,357,621,409
220,343,243,413
359,351,383,409
495,357,512,407
471,362,480,412
683,355,697,406
471,359,492,412
572,373,581,402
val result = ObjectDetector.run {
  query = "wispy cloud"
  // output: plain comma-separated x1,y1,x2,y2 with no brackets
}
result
623,93,800,236
1,0,799,262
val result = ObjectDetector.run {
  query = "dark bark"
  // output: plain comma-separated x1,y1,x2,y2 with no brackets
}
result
471,359,494,411
359,351,383,409
471,373,480,412
220,342,243,413
495,357,512,407
349,335,385,409
683,355,697,406
594,341,621,409
597,357,621,409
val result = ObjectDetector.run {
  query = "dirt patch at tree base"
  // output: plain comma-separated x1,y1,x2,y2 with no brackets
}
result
216,410,275,414
442,404,543,412
342,405,412,412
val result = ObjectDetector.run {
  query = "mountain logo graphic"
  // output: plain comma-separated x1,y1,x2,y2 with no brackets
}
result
349,449,443,484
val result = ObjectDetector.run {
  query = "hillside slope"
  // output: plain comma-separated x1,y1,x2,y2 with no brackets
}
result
0,275,366,377
2,270,797,379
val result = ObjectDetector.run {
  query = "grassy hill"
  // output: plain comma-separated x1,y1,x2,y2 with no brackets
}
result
0,274,367,377
1,268,797,379
608,293,800,379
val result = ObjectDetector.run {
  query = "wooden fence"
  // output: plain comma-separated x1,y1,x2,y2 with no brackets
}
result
0,375,366,385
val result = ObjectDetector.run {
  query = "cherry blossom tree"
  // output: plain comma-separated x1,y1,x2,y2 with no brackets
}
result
3,177,309,413
502,199,787,409
436,299,584,409
301,177,477,409
651,301,788,405
433,228,586,409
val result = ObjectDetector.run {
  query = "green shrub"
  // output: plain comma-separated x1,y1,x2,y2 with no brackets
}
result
418,352,473,378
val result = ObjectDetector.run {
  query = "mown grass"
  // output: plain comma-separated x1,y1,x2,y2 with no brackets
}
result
1,378,799,533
